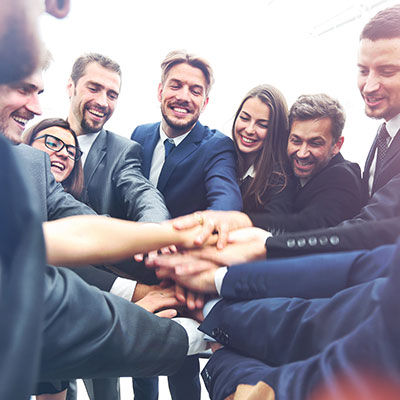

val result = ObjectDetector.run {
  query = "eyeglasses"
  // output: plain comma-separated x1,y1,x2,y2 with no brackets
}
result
34,134,83,161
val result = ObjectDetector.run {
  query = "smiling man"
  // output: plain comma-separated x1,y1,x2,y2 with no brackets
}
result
131,50,242,400
247,93,363,234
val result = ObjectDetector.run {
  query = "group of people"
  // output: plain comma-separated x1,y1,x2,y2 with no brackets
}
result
2,1,400,400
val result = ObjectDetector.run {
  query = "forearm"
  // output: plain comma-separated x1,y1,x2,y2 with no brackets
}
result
43,215,198,266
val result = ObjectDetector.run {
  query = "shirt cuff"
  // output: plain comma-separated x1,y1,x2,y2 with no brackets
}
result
214,266,228,295
173,317,208,355
110,277,137,301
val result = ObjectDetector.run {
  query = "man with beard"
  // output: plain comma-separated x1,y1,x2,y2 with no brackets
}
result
131,50,242,400
247,93,363,234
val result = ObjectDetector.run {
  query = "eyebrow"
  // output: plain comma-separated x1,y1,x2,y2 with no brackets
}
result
87,81,119,95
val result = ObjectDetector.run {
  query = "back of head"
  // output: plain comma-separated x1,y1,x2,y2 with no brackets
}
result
361,5,400,41
289,93,345,142
70,53,121,85
160,50,214,95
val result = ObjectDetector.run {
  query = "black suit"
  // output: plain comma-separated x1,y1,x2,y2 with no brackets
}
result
248,153,363,234
267,127,400,257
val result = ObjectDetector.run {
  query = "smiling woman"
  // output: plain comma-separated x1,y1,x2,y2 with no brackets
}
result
23,117,84,198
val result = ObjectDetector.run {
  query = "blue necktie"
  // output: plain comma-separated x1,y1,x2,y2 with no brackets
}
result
376,123,390,173
164,138,175,160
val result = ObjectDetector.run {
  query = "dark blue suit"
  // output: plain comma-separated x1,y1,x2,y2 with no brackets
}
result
131,121,242,217
199,243,399,399
131,121,241,399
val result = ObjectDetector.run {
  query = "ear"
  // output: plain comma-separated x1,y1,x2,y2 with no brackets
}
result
332,136,344,156
157,82,163,103
201,96,209,113
67,78,74,99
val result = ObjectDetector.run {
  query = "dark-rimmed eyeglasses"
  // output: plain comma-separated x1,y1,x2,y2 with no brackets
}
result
34,134,83,161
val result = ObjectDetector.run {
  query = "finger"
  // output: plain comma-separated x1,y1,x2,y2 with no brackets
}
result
147,250,159,262
216,222,230,250
193,218,215,246
160,246,171,255
155,268,174,280
195,293,205,309
172,214,198,230
175,285,186,303
169,244,178,253
134,253,144,262
155,309,178,319
186,291,196,310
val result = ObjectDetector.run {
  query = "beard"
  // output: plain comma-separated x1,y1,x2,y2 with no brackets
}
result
161,106,199,134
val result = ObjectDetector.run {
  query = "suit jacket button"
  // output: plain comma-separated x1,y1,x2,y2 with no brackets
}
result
287,239,296,248
319,236,328,245
297,238,306,247
308,237,317,246
329,235,340,245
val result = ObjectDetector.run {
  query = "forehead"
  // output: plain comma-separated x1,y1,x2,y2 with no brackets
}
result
78,62,121,91
358,38,400,66
40,126,75,144
164,63,207,88
241,97,270,118
290,118,333,140
9,69,44,92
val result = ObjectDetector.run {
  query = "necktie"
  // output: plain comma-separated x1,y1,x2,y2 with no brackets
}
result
164,138,175,160
375,123,390,173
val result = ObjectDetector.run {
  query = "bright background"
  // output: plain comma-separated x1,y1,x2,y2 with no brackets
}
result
36,1,398,399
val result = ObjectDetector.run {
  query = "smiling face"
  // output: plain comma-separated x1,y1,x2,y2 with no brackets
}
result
67,62,120,135
287,118,343,180
158,62,209,138
31,126,75,182
0,70,43,143
358,38,400,121
234,97,270,162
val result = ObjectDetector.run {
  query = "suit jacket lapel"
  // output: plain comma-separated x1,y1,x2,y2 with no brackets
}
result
363,132,378,183
157,122,204,192
83,130,107,201
142,124,161,178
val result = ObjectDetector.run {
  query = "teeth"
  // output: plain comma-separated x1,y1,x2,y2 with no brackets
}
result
173,107,188,114
89,109,105,117
296,159,312,166
242,136,256,143
51,162,65,171
12,116,28,125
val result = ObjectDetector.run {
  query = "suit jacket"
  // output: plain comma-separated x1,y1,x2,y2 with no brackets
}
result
267,129,400,256
248,153,363,233
131,121,242,217
83,129,169,222
0,136,189,398
201,241,400,400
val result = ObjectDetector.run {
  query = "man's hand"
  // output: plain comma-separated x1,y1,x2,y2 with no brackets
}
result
135,286,180,318
172,211,253,249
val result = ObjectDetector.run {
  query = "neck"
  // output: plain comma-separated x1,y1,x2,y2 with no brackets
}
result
161,119,195,139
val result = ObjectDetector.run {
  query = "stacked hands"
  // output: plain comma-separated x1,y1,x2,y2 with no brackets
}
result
134,211,270,324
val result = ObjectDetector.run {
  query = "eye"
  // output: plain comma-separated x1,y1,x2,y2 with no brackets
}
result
88,86,98,93
310,141,324,147
67,146,76,158
257,122,268,129
191,87,203,96
239,115,250,122
358,68,369,76
108,92,118,100
47,139,59,149
290,137,301,145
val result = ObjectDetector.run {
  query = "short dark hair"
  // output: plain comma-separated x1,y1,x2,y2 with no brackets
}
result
360,5,400,41
160,50,214,95
23,118,84,199
70,53,121,85
289,94,345,142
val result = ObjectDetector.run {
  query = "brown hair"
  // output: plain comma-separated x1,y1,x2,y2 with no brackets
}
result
360,5,400,41
233,84,289,209
23,118,84,199
160,50,214,95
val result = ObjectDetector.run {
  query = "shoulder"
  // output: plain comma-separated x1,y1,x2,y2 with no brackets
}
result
103,130,141,152
195,123,234,148
316,153,361,183
131,122,160,138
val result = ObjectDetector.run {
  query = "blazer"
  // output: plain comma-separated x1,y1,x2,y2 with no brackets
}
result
82,129,169,222
267,129,400,256
0,137,189,398
248,153,363,233
131,121,242,217
201,241,400,400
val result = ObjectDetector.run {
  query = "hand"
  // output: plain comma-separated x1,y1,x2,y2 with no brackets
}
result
174,284,205,310
45,0,70,18
135,286,181,318
172,211,253,249
134,245,177,262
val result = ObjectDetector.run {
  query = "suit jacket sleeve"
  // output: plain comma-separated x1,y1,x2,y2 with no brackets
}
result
248,159,363,233
114,140,170,222
39,266,188,380
204,135,242,211
68,265,117,292
220,243,393,300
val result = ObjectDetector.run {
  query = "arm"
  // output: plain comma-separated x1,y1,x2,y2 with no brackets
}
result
249,161,363,233
115,140,170,222
204,135,242,211
43,216,213,266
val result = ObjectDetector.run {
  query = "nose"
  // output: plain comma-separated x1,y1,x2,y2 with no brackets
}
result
244,121,256,135
26,93,42,116
297,143,310,158
175,86,191,102
363,72,380,94
95,91,108,108
56,146,69,159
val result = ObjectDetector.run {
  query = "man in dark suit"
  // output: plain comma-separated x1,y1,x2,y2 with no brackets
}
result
130,50,242,400
248,93,363,234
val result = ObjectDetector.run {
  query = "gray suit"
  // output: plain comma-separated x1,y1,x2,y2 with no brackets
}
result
82,129,169,222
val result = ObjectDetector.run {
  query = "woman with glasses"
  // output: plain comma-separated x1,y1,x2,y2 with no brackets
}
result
23,118,84,199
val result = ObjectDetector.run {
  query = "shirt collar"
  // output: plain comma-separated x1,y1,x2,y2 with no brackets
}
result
241,165,255,180
159,125,191,146
385,113,400,139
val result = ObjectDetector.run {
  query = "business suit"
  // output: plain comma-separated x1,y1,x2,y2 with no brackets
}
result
248,153,363,233
266,127,400,257
131,121,242,217
82,129,169,222
200,242,400,399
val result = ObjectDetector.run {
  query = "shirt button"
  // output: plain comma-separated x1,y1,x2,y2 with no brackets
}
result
319,236,328,245
330,235,340,245
287,239,296,248
297,238,306,247
308,237,317,246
